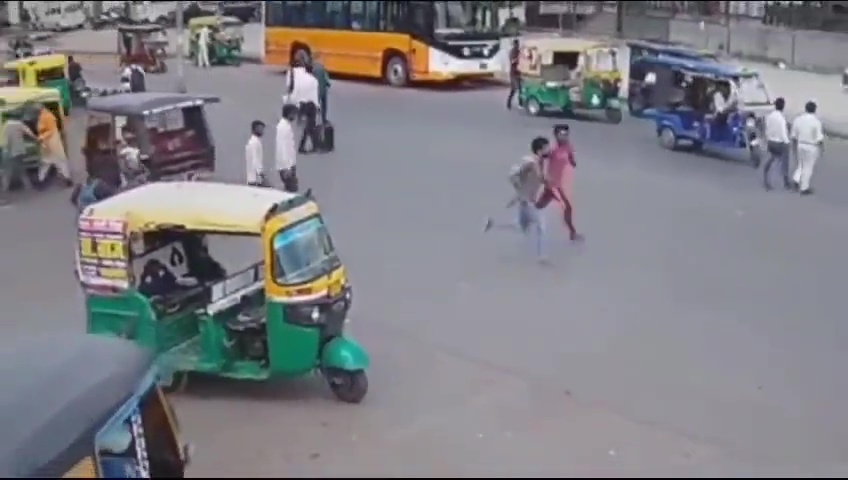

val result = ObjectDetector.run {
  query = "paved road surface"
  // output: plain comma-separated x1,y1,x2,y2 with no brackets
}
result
3,62,848,476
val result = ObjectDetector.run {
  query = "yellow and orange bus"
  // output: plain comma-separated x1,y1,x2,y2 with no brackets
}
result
262,1,505,86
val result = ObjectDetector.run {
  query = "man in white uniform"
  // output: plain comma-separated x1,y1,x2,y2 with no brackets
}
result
790,101,824,195
762,96,791,190
245,120,265,186
283,57,321,154
275,104,299,192
197,26,211,68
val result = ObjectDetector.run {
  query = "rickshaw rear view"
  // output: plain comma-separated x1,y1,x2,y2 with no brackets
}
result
0,334,191,478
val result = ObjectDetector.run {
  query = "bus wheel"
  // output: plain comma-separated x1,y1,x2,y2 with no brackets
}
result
384,55,409,87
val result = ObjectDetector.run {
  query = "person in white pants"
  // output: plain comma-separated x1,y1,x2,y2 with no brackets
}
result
790,101,824,196
196,26,211,68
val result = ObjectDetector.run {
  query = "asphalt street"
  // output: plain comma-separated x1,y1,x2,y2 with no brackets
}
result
3,62,848,476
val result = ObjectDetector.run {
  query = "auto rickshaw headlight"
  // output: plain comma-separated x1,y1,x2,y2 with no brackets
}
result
310,307,321,322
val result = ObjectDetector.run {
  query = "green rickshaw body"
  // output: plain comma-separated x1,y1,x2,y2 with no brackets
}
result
3,54,73,113
517,37,623,123
0,87,67,178
188,16,243,66
80,182,369,403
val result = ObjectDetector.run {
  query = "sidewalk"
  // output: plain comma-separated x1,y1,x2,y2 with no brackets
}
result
33,26,848,138
732,60,848,139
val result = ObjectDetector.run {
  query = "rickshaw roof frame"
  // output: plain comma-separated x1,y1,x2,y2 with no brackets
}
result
0,334,154,478
3,53,67,70
117,23,167,32
640,55,757,79
627,39,716,60
521,36,613,54
0,86,62,107
85,92,220,116
82,181,302,234
189,15,244,28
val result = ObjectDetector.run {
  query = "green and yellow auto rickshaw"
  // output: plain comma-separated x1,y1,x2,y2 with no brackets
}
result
79,181,370,403
188,16,243,66
0,333,191,478
0,87,67,187
3,54,73,113
518,37,623,124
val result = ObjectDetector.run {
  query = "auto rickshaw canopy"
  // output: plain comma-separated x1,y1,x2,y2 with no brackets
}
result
3,53,67,71
117,23,166,34
0,334,154,478
82,181,303,234
518,37,617,76
0,86,62,108
86,92,220,116
189,15,243,29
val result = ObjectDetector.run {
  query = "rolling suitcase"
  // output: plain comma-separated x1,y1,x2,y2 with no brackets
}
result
317,122,334,152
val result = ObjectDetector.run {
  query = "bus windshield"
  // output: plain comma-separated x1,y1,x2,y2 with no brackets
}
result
433,1,496,34
272,216,341,285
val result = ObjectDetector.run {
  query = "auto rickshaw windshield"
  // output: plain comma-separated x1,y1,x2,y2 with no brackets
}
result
272,216,341,285
593,49,619,72
737,75,770,106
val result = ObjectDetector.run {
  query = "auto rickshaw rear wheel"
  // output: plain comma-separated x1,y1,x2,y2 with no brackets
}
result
327,369,368,404
525,97,542,116
659,127,677,150
605,107,622,124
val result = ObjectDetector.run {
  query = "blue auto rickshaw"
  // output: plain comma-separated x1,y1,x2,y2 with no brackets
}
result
627,40,719,116
650,57,772,166
0,334,192,478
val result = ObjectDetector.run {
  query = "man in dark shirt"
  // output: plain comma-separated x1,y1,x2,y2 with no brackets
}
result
506,39,522,110
68,55,83,83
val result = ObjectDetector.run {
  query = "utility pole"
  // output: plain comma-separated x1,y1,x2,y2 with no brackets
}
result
175,0,187,93
615,0,624,37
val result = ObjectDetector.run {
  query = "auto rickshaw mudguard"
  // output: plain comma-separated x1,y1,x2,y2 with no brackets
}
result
320,336,370,371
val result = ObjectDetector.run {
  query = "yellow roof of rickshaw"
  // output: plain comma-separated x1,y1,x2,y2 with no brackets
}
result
522,37,611,53
82,182,301,234
0,87,62,107
3,54,67,70
189,15,242,28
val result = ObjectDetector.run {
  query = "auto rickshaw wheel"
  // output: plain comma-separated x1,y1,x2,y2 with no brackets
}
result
162,371,189,394
605,107,623,124
327,369,368,404
659,127,677,150
525,97,542,116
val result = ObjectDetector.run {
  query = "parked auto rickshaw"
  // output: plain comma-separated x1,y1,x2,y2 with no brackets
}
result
188,16,244,66
0,87,67,187
0,333,191,477
3,54,72,113
118,24,169,73
83,92,220,188
79,182,370,403
518,37,623,123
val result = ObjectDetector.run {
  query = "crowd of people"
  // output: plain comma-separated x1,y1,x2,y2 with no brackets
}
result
244,50,332,193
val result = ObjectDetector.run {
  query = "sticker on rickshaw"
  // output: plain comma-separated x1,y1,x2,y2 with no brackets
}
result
77,217,130,289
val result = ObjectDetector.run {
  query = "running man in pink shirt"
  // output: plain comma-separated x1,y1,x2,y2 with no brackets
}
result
535,124,583,242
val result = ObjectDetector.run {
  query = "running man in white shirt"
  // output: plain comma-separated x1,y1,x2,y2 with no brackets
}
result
276,104,299,193
762,97,791,190
790,101,824,195
245,120,265,186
